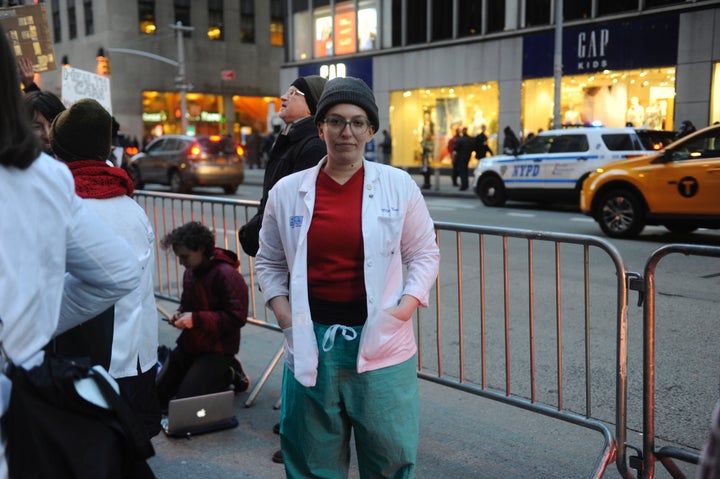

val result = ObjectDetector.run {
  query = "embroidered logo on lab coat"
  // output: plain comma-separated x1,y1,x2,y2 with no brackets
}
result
289,216,303,228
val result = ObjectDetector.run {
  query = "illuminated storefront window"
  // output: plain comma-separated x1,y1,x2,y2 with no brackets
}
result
711,63,720,124
389,82,499,168
522,68,676,135
522,15,679,136
141,92,279,145
297,0,378,61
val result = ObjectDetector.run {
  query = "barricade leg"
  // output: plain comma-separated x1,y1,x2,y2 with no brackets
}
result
244,342,284,408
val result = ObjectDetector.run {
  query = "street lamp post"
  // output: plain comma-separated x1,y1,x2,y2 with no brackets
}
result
105,21,194,135
553,0,563,129
169,21,194,134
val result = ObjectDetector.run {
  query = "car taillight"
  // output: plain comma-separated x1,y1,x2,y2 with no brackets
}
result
125,146,139,156
236,145,244,156
209,135,221,142
190,144,201,156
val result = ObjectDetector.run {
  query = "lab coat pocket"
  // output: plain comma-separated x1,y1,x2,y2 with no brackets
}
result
361,310,411,360
377,215,403,257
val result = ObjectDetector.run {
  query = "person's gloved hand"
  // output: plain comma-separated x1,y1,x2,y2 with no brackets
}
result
283,327,294,372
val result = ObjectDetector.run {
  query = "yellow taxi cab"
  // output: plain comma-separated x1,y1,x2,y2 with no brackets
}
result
580,123,720,238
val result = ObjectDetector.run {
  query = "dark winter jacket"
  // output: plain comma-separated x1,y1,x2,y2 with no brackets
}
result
238,115,326,256
176,248,248,356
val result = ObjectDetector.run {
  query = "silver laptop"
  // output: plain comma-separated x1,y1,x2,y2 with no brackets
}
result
161,390,238,437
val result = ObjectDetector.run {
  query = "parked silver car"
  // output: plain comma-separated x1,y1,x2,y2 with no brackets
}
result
130,134,245,194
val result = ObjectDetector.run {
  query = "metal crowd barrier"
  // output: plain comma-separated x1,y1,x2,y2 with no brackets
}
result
627,244,720,479
427,222,628,478
134,190,719,478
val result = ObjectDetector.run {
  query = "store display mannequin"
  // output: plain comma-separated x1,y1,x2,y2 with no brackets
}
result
563,103,581,126
626,96,645,127
645,100,663,130
472,109,487,135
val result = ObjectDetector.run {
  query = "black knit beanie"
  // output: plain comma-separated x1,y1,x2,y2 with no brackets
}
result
291,75,327,116
314,77,379,133
50,98,112,162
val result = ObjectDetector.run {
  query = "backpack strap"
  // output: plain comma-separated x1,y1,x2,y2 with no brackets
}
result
90,367,155,459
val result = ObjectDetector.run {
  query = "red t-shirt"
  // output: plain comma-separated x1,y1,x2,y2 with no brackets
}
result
307,167,366,304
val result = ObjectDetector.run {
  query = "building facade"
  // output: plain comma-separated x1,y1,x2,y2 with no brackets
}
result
279,0,720,169
24,0,285,147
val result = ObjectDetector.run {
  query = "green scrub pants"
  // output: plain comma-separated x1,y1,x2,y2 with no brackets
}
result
280,323,419,479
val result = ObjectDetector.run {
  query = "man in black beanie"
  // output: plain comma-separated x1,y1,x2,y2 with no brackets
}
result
238,74,328,464
239,75,328,258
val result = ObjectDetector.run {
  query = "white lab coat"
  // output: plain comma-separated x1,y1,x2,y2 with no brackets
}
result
255,159,440,387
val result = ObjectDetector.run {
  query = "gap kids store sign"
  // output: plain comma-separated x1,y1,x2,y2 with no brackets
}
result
522,14,679,78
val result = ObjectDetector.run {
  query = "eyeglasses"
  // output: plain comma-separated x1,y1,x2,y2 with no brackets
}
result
285,88,305,98
322,116,372,135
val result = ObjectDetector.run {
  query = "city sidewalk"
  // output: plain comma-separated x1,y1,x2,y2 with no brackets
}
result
242,164,476,200
149,299,614,479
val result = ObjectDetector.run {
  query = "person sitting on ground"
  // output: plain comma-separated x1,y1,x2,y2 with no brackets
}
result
48,98,162,438
157,221,250,410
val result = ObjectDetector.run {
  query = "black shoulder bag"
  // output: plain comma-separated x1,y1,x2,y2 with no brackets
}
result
0,320,156,479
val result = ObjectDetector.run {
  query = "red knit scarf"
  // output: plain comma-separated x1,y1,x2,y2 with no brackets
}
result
67,160,135,199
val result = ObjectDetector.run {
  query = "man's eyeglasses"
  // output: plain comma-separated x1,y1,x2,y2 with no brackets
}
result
285,88,305,98
322,116,372,135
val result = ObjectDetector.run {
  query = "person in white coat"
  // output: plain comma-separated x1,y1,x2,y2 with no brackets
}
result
49,98,161,438
0,24,141,476
255,76,440,478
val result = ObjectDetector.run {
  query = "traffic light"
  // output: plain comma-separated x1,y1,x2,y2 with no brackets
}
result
96,49,111,76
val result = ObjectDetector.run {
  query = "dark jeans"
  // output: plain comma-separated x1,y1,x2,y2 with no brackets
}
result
156,347,235,408
116,365,162,439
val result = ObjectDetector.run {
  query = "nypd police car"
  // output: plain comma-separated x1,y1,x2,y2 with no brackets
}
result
580,123,720,238
473,127,666,207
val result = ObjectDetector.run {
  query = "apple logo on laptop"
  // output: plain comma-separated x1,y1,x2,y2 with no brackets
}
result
196,408,206,418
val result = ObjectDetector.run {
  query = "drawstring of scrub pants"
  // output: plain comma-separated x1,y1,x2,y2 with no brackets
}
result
322,324,358,352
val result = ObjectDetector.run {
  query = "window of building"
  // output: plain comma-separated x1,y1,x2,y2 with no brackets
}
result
598,0,638,16
391,0,401,46
406,0,427,45
565,0,591,21
711,63,720,124
389,82,500,168
208,0,223,40
313,4,333,57
291,0,310,60
138,0,156,34
487,0,505,33
334,1,357,55
358,1,378,52
240,0,255,43
52,0,61,42
458,0,482,38
525,0,551,27
270,0,284,46
67,0,77,40
174,0,191,36
521,68,676,135
432,0,452,41
84,0,94,36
